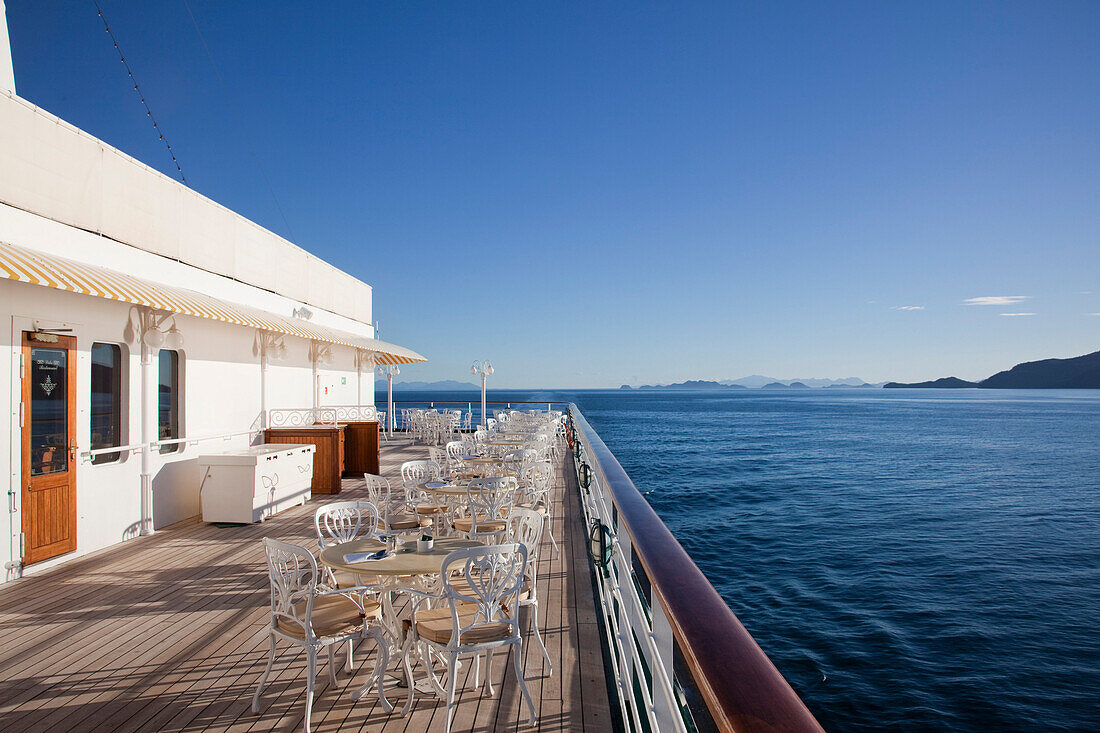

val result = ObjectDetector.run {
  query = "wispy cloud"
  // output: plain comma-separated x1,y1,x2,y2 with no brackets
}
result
1088,313,1100,317
891,305,924,311
964,296,1030,306
999,312,1035,317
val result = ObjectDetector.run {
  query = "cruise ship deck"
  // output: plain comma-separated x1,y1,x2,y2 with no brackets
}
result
0,439,611,732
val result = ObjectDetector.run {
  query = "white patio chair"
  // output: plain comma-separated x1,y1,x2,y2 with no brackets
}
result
400,459,448,527
446,440,476,474
404,544,537,733
363,473,422,534
508,507,552,674
253,538,392,733
453,476,517,544
502,448,539,478
518,461,559,558
314,500,386,592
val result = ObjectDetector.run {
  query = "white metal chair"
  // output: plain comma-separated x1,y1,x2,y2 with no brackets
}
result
453,476,517,544
502,448,538,478
405,544,537,733
518,460,559,558
253,537,392,732
363,473,422,533
446,440,476,474
508,507,552,674
400,459,448,526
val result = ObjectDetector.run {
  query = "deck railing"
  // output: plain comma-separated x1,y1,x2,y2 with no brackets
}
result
568,404,823,733
382,400,570,431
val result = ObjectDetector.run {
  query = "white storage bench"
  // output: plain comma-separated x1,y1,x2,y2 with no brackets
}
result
198,444,316,523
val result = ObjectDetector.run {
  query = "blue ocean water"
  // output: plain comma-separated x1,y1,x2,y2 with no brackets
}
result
384,389,1100,731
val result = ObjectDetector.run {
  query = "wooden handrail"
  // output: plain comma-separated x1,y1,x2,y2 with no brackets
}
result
570,404,824,733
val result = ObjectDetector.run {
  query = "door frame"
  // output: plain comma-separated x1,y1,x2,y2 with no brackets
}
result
7,315,79,574
20,329,78,564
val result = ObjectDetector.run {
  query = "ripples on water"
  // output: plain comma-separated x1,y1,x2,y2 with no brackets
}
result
392,389,1100,730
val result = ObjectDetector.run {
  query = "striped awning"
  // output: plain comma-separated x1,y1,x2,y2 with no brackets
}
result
0,241,426,365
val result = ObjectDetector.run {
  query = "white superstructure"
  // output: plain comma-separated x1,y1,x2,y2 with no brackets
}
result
0,13,424,581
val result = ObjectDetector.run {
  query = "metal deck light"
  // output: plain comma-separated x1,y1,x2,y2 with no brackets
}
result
377,365,400,438
470,360,494,429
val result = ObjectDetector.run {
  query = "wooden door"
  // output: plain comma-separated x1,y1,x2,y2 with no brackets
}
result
21,331,77,564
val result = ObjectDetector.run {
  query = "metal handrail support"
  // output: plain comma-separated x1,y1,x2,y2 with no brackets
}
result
569,404,823,733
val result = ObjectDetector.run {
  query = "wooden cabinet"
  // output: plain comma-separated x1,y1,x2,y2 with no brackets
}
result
264,426,345,494
342,421,380,476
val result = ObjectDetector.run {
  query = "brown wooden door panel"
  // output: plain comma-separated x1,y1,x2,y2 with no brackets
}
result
21,332,77,565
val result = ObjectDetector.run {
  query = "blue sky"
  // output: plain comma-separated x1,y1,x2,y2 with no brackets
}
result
7,1,1099,387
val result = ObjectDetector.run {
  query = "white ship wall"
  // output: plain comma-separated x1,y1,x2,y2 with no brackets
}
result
2,277,369,581
0,171,376,584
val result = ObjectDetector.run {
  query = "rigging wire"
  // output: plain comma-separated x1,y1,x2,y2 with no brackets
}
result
91,1,186,183
179,0,296,241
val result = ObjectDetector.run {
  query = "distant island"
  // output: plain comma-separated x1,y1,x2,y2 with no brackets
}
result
621,377,879,390
624,380,748,390
884,350,1100,389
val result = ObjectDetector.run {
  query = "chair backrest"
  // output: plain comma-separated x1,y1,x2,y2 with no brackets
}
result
508,507,544,559
520,460,553,496
363,474,397,519
486,417,497,431
502,448,538,475
473,429,489,444
439,543,527,644
466,477,517,524
428,446,447,466
262,537,320,639
401,459,442,489
446,440,475,462
315,501,380,549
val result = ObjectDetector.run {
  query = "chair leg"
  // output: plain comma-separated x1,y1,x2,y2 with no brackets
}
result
485,648,496,697
512,640,538,726
444,653,459,733
472,651,480,690
251,632,277,713
345,638,354,672
305,647,317,733
530,603,553,675
546,515,560,558
328,645,338,688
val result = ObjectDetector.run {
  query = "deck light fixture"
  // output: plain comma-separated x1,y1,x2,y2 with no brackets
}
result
377,364,400,438
470,360,494,429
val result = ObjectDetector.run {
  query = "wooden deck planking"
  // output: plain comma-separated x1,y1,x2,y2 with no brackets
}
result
0,437,609,732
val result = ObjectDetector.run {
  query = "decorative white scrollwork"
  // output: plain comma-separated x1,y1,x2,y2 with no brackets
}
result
268,405,379,427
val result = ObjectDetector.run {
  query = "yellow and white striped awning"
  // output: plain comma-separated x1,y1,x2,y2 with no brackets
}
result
0,241,426,365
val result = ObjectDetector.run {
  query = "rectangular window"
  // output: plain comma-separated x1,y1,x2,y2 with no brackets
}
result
29,345,68,475
90,343,123,464
158,350,180,454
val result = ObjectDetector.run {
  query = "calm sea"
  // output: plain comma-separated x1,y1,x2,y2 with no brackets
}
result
382,388,1100,731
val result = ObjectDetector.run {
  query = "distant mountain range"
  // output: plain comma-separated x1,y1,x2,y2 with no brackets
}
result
621,377,881,390
375,380,480,391
884,350,1100,389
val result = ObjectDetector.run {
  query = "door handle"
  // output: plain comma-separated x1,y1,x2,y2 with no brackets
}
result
69,439,78,460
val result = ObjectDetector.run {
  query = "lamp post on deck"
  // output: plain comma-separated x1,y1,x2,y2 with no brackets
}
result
470,360,493,429
377,365,399,438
